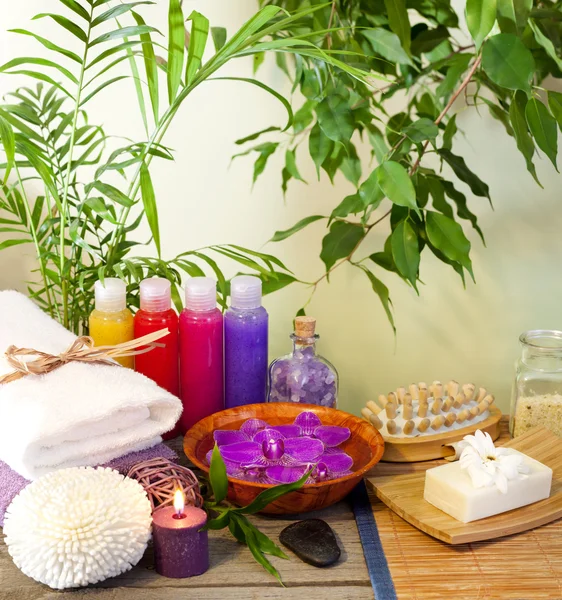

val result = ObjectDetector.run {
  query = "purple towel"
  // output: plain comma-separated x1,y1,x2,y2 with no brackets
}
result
0,444,177,527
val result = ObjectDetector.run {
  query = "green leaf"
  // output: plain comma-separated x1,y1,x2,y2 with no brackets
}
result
90,25,157,47
235,126,280,145
411,25,450,55
330,194,363,220
241,524,284,586
210,78,293,131
271,215,325,242
33,13,87,42
252,142,278,184
425,211,473,277
529,20,562,72
309,122,334,178
548,91,562,133
436,53,471,99
59,0,90,21
357,264,395,332
320,221,365,271
359,170,385,209
403,118,439,143
0,238,30,251
376,161,420,216
0,57,78,84
204,509,231,530
466,0,497,49
384,0,411,53
438,149,490,201
231,513,288,559
80,76,128,106
525,97,558,171
92,2,154,27
0,116,15,184
442,115,457,150
140,163,161,256
316,95,354,142
186,11,210,84
391,220,420,289
211,27,227,51
260,272,297,295
510,90,540,185
92,181,135,207
209,444,228,504
482,33,534,93
442,180,485,243
133,11,159,124
496,0,532,34
340,152,362,186
285,149,305,182
293,100,315,134
235,468,310,515
8,29,81,63
167,0,185,103
362,29,414,66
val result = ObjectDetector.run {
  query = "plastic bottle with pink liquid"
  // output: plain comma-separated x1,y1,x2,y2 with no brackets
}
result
179,278,224,433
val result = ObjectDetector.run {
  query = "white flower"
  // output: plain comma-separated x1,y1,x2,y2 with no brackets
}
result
459,430,529,494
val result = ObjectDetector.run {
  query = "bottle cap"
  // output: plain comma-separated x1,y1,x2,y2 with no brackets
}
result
94,278,126,312
295,316,316,338
230,275,262,309
140,278,171,312
185,277,216,312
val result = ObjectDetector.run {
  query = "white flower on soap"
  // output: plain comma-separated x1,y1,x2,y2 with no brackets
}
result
460,430,529,493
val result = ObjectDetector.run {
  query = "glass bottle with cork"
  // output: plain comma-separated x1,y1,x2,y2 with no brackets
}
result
268,316,338,407
89,278,134,368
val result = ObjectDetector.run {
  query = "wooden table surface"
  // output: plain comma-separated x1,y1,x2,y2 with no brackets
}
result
2,418,555,600
0,437,375,600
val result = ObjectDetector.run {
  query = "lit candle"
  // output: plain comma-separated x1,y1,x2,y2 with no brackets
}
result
152,489,210,578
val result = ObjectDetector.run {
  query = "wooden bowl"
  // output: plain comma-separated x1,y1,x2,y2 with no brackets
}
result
184,403,384,515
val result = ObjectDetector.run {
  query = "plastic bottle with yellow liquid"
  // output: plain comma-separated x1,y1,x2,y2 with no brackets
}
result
89,278,134,368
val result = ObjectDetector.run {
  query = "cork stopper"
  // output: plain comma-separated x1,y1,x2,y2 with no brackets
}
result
295,316,316,338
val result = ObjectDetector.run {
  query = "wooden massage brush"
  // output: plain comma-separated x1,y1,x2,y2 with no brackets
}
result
361,380,502,462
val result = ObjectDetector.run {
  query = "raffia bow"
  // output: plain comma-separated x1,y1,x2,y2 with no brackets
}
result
0,328,170,385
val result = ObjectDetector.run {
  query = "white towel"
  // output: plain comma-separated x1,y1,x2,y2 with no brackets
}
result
0,290,183,480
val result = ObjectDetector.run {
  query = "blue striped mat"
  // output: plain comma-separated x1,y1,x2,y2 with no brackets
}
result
350,480,397,600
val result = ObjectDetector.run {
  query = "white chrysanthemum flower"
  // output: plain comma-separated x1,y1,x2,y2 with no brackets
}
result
459,430,529,493
4,467,152,590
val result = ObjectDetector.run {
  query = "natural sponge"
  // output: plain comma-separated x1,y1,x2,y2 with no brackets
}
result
4,467,152,589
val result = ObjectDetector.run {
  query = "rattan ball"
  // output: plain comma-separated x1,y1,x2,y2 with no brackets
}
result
127,457,203,512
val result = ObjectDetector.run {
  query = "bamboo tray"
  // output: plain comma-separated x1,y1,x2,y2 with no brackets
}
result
367,426,562,544
382,406,502,462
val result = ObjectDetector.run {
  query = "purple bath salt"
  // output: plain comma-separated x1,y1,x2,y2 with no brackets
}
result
225,276,269,408
268,317,338,408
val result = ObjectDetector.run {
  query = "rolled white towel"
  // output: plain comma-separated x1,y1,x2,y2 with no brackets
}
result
0,290,183,480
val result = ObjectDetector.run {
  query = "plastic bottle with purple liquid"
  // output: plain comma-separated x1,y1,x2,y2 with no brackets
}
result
268,316,338,407
224,276,268,408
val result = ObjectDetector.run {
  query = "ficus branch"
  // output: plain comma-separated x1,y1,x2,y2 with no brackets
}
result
308,54,483,296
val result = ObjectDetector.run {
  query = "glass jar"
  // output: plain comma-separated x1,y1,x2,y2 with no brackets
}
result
268,317,338,407
510,329,562,438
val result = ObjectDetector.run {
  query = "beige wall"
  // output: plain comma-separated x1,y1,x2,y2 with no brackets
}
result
1,1,561,416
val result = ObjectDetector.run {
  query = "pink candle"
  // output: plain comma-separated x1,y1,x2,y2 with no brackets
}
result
179,278,224,433
152,491,209,578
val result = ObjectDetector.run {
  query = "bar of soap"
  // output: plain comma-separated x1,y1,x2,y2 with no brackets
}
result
424,449,552,523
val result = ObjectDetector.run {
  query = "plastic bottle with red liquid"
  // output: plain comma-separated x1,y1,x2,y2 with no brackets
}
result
179,278,224,434
134,278,180,439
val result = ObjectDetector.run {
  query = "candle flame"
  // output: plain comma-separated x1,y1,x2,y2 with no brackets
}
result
173,488,185,517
